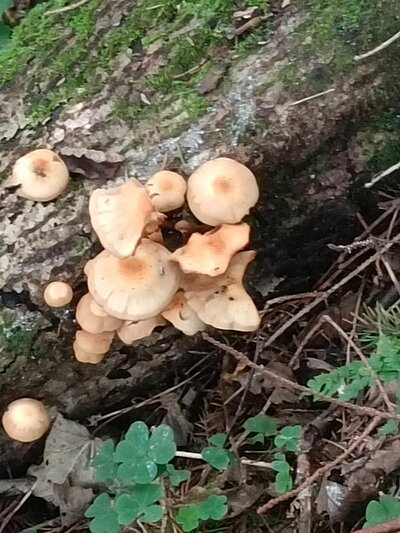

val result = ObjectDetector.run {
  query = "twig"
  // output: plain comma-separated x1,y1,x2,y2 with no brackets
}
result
380,255,400,297
352,517,400,533
0,483,36,533
263,233,400,349
202,334,400,421
262,291,321,313
321,315,395,414
257,416,382,514
44,0,91,16
289,315,325,369
364,161,400,189
175,450,272,469
354,30,400,60
288,88,335,107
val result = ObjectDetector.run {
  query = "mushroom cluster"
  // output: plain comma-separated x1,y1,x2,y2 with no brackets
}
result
73,156,261,363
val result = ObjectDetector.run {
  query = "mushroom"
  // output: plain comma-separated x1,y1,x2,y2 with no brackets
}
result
183,251,260,331
2,398,50,442
117,316,166,344
90,299,108,317
161,291,205,335
76,293,123,334
170,223,250,276
44,281,73,308
75,330,114,354
145,170,187,212
5,149,69,202
186,157,259,225
87,239,180,321
89,179,155,258
73,340,105,364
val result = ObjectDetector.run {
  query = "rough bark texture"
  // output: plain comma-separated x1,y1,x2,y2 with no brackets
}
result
0,0,399,464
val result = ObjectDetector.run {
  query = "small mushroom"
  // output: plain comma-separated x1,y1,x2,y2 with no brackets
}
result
5,149,69,202
183,251,260,331
90,299,108,317
87,239,180,321
186,157,259,225
161,291,205,335
76,293,122,334
2,398,50,442
170,223,250,276
73,340,105,364
89,179,155,258
117,316,166,344
44,281,73,308
145,170,187,212
75,330,114,354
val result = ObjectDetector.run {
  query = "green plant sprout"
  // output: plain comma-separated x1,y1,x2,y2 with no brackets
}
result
364,494,400,528
271,453,293,494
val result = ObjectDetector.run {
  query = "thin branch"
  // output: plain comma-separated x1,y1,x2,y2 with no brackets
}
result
257,416,382,514
0,483,36,533
44,0,91,16
175,450,272,469
288,88,335,107
365,161,400,189
354,30,400,61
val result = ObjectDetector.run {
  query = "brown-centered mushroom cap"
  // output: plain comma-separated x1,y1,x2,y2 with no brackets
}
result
75,330,114,354
186,157,259,225
161,291,205,335
145,170,187,212
73,340,106,364
87,239,180,321
170,223,250,276
117,316,166,344
89,179,155,258
76,293,123,334
5,149,69,202
44,281,73,308
184,251,260,331
2,398,50,442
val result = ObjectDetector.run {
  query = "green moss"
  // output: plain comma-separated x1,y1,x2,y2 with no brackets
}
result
0,317,42,361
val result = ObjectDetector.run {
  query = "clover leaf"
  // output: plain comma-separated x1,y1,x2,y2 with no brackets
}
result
198,495,228,520
148,424,177,464
115,494,140,525
271,453,293,494
176,505,201,532
244,414,277,436
274,425,302,452
85,494,119,533
365,494,400,527
166,464,191,487
92,439,118,482
140,504,163,523
115,484,164,526
202,433,231,470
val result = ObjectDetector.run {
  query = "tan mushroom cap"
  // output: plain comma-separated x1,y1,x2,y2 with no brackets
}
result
87,239,180,321
117,316,166,344
75,330,114,354
170,223,250,277
145,170,187,212
90,298,108,317
184,251,260,332
2,398,50,442
73,340,105,364
89,179,155,258
5,149,69,202
186,157,259,225
76,293,123,334
161,291,205,335
44,281,73,308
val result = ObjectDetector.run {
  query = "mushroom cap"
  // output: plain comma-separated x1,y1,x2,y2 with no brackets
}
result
117,316,166,344
90,298,108,317
89,180,155,258
87,239,180,321
161,291,205,335
75,330,114,354
184,251,260,332
6,149,69,202
145,170,187,212
73,340,105,364
44,281,73,308
170,223,250,276
186,157,259,225
2,398,50,442
76,293,123,334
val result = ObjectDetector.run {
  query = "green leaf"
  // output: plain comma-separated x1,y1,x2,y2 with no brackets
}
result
243,414,277,436
0,0,11,14
131,483,163,507
140,504,163,523
117,459,158,484
166,464,191,487
365,494,400,527
274,425,302,452
274,470,293,493
92,439,118,482
247,433,266,445
202,447,230,470
114,422,149,462
176,505,201,532
209,433,227,448
0,23,10,47
198,495,228,521
378,419,399,436
115,494,140,525
85,494,119,533
148,425,177,464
